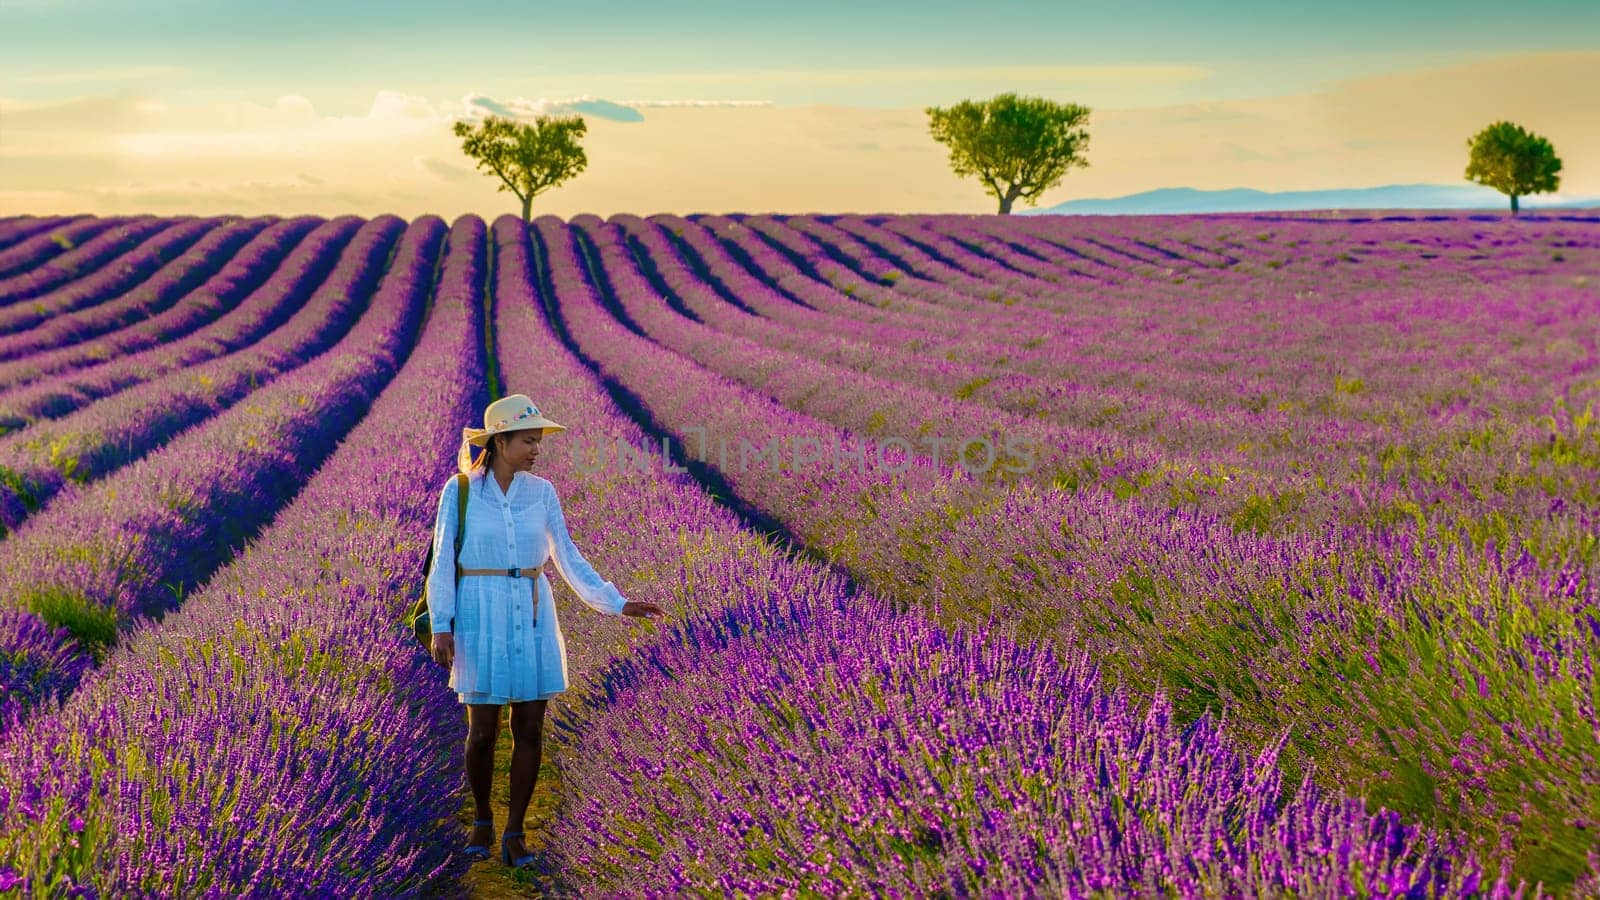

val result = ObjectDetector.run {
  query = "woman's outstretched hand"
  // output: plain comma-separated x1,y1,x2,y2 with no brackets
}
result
621,600,666,619
431,632,455,667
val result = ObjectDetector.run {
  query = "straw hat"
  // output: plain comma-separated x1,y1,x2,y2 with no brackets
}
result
462,394,567,448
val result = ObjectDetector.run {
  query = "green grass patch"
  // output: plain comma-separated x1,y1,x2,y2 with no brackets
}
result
24,585,119,655
953,376,992,401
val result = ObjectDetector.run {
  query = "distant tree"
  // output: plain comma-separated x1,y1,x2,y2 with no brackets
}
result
1464,120,1561,215
926,93,1091,214
452,114,588,223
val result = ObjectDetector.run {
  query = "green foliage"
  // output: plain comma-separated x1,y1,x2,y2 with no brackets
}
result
0,464,40,516
953,376,992,400
25,585,119,655
452,113,588,222
1229,488,1306,535
1464,120,1562,215
925,92,1091,214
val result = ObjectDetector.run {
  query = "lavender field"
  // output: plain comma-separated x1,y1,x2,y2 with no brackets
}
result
0,210,1597,897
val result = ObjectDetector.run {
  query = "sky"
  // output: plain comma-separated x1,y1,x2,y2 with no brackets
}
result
1,0,1597,217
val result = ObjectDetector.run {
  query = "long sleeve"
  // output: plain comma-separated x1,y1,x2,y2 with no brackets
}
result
543,481,627,616
425,475,461,633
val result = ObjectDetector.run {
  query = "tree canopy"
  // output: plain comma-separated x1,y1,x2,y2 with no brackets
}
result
1464,120,1562,216
926,93,1091,214
452,114,588,222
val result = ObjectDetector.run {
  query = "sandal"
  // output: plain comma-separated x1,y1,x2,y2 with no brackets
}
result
501,830,537,869
463,818,494,861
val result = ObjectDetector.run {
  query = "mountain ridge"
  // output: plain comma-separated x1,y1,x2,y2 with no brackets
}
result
1021,183,1600,215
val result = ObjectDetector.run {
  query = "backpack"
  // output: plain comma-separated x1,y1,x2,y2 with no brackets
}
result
407,472,469,651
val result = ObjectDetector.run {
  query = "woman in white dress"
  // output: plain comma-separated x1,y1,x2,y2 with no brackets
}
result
426,393,664,869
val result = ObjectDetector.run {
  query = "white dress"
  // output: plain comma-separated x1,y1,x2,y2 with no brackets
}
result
425,469,628,704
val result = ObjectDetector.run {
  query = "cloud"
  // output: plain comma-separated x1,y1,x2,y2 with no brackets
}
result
3,53,1596,218
464,94,644,123
367,91,440,121
1164,105,1264,124
109,90,449,157
413,155,476,182
9,174,377,211
0,94,147,134
1081,51,1600,196
614,99,774,108
2,88,774,169
1222,143,1270,162
660,63,1211,87
275,94,317,119
458,93,772,124
13,65,188,86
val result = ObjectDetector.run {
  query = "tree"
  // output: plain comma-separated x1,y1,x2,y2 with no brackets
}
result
926,93,1091,214
452,114,588,223
1464,120,1561,216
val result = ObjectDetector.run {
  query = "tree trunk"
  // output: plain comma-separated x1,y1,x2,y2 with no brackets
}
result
521,194,532,223
997,183,1025,215
1509,194,1519,216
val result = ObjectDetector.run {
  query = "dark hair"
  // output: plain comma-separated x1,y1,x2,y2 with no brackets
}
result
472,434,507,494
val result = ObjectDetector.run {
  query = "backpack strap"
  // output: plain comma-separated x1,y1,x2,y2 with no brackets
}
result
452,472,469,578
411,473,473,642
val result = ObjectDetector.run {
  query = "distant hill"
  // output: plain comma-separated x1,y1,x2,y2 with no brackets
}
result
1021,183,1600,215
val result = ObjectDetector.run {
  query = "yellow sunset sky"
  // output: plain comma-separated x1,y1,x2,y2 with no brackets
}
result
2,1,1597,217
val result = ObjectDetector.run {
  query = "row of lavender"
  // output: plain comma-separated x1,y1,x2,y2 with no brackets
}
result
739,210,1594,474
0,219,121,277
0,216,84,258
539,214,1597,888
0,218,167,304
0,217,401,536
0,218,216,341
663,210,1354,494
573,216,1160,489
0,216,357,722
646,212,1599,564
0,217,330,416
898,210,1594,447
608,208,1596,606
675,210,1585,465
0,218,273,363
0,215,429,725
0,211,1587,890
0,214,485,896
476,212,1502,894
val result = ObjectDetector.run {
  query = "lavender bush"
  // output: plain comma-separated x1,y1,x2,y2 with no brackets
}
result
0,218,178,307
0,216,324,400
0,211,1589,892
526,213,1597,887
0,218,216,338
0,218,267,362
485,213,1509,895
0,217,76,253
0,215,407,535
0,214,484,896
0,218,123,283
0,214,431,718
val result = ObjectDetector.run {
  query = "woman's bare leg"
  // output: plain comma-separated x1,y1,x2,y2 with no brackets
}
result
466,703,501,848
505,698,549,857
